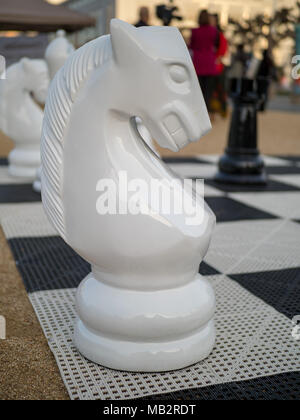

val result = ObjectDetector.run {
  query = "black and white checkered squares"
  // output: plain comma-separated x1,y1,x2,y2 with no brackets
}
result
0,155,299,400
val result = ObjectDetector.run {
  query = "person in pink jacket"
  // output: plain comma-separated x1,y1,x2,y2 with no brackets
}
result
190,10,218,112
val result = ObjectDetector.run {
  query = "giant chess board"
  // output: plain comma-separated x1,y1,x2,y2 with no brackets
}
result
0,155,299,400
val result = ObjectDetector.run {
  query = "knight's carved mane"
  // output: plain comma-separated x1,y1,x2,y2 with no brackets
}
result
41,35,112,240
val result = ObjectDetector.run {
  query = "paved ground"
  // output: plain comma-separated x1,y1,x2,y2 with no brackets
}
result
0,228,68,400
268,95,300,114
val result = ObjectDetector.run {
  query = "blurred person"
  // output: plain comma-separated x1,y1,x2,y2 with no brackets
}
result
156,0,183,26
256,49,277,111
257,49,275,79
209,13,228,117
210,14,227,75
189,10,218,113
135,6,150,27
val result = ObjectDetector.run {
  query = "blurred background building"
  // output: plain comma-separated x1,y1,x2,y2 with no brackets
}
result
0,0,299,89
0,0,95,64
117,0,298,68
117,0,296,27
65,0,115,45
46,0,299,74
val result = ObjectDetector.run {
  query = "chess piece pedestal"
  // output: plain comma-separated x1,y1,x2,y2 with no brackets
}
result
74,270,215,372
8,147,41,180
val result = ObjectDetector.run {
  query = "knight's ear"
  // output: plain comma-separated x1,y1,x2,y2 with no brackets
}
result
110,19,140,65
21,57,32,72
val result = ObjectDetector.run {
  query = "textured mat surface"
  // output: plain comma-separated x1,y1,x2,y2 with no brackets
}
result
0,155,299,400
27,278,299,400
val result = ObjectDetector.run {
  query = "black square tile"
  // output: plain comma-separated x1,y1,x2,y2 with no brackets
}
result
205,196,277,223
277,156,300,164
199,261,220,276
9,236,90,292
205,179,300,193
136,372,300,400
266,166,300,175
0,184,41,203
229,267,300,319
163,157,212,165
0,157,8,166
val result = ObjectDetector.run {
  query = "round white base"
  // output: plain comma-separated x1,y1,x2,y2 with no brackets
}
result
74,318,215,372
8,148,40,181
74,272,215,372
8,164,39,180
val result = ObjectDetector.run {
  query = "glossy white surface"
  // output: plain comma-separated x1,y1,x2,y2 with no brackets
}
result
0,58,49,180
41,19,216,372
33,31,75,192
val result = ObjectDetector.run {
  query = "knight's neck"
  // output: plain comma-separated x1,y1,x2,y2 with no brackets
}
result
105,111,157,166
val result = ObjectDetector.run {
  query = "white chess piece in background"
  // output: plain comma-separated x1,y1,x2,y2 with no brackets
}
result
41,19,215,372
45,30,75,80
33,30,75,193
0,58,49,180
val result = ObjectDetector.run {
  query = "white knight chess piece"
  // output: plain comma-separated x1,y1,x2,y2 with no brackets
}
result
0,58,49,179
41,19,216,372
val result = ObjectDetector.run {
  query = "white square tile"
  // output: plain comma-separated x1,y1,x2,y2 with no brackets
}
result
168,163,217,179
269,175,300,189
204,183,223,197
229,191,300,220
204,219,300,274
0,166,32,184
1,202,56,239
0,202,39,222
262,155,293,167
197,154,219,164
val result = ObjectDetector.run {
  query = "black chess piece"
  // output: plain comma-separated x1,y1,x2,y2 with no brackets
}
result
215,77,268,185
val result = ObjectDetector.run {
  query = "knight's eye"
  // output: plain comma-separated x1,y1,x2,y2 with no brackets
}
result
169,65,189,83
